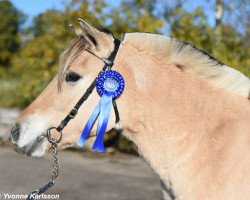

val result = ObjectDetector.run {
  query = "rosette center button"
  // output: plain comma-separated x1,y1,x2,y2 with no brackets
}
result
104,77,119,92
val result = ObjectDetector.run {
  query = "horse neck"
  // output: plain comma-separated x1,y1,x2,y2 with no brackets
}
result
115,43,250,198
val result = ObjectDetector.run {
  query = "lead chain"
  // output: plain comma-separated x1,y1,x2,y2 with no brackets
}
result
26,139,61,200
50,140,60,180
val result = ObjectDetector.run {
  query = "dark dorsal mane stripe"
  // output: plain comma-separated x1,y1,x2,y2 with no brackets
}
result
175,39,224,66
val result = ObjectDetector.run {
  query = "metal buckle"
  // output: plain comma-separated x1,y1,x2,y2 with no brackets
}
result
46,127,62,144
103,58,113,66
69,108,78,118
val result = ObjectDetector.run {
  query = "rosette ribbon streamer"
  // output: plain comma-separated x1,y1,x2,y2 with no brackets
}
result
76,70,125,152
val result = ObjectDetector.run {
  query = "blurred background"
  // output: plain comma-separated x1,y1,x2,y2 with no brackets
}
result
0,0,249,199
0,0,249,150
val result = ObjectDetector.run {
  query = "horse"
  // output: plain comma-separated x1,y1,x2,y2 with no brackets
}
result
10,19,250,200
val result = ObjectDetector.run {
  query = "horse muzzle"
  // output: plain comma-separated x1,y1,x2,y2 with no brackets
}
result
11,123,47,157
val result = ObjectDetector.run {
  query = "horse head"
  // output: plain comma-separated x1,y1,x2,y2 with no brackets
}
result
10,19,128,157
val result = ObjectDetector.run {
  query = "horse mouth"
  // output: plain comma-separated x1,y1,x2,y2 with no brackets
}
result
13,136,46,157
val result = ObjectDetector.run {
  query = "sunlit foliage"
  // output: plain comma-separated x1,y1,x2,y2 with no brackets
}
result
1,0,249,107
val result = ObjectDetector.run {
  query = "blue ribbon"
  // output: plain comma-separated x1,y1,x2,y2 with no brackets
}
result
77,70,125,153
76,94,113,152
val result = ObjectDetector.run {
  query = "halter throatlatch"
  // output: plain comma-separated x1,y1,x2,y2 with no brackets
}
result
26,38,122,199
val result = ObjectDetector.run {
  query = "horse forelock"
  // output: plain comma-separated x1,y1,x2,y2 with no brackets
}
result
58,36,90,89
57,27,114,90
123,33,250,99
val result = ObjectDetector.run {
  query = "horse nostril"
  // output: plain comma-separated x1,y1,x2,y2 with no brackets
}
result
11,123,21,142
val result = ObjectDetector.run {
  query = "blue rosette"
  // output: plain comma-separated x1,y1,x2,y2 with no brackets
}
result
76,70,125,152
96,70,125,98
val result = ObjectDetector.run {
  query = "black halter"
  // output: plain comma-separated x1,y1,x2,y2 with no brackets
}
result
47,38,121,143
26,38,122,200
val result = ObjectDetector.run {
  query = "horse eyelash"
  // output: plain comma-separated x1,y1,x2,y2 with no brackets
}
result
65,72,82,82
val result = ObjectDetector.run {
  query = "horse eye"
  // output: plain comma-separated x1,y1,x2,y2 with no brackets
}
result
66,72,82,82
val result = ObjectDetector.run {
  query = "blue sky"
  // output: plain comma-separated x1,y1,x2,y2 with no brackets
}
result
10,0,216,29
10,0,121,27
11,0,69,26
11,0,67,17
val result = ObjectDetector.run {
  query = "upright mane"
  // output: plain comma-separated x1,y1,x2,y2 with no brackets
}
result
123,33,250,98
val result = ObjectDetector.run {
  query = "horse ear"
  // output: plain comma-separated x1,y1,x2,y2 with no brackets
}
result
78,18,100,46
77,18,113,51
78,19,96,35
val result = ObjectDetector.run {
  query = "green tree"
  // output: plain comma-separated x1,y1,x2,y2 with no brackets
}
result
163,4,249,77
9,0,109,106
0,0,24,70
165,7,215,54
109,0,164,36
3,0,249,108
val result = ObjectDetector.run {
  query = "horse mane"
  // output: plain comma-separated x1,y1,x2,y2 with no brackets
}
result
123,33,250,99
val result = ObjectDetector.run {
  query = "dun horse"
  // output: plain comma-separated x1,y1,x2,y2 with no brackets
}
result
10,19,250,200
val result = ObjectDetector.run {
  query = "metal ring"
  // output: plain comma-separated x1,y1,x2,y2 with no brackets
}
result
46,127,62,144
69,108,78,118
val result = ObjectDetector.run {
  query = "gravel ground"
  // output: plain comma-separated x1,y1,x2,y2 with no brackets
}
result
0,147,163,200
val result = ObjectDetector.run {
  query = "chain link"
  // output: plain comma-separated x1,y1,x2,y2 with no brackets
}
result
26,139,60,200
50,140,60,180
